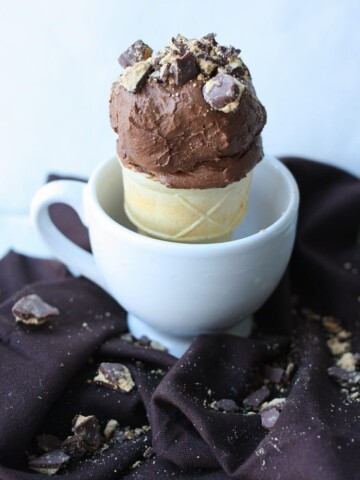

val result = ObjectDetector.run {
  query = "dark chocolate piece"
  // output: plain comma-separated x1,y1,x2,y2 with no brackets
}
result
171,52,198,86
261,407,280,430
327,366,360,387
213,398,239,413
243,386,270,409
216,44,240,60
118,40,153,68
28,449,70,475
12,294,59,325
226,62,245,78
94,362,135,392
61,434,88,458
202,72,244,112
170,35,188,54
202,33,218,46
265,365,285,384
36,434,62,453
72,415,102,450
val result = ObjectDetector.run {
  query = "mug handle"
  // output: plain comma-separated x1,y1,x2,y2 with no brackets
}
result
31,179,107,290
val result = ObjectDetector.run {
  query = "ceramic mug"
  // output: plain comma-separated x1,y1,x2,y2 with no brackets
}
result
31,156,299,356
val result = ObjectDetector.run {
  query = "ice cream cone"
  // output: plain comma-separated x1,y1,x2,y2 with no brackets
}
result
111,35,266,244
121,162,252,243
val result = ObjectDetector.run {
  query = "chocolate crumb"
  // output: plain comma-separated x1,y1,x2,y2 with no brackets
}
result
243,386,270,409
171,51,198,86
216,44,240,61
61,434,88,458
202,72,245,113
94,362,135,392
118,40,153,68
12,294,59,325
265,365,285,384
170,35,188,54
211,398,239,413
28,450,70,475
72,415,102,450
202,33,218,46
261,407,280,430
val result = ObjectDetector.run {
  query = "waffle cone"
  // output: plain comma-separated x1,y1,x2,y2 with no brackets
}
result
121,163,252,243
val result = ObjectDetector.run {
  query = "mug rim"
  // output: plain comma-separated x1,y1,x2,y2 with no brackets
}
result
87,155,299,254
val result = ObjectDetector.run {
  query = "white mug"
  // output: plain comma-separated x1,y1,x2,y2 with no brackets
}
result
31,156,299,356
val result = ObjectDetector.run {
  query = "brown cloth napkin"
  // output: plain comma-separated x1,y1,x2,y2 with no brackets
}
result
0,158,359,479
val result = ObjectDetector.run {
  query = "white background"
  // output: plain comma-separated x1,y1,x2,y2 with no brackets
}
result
0,0,359,223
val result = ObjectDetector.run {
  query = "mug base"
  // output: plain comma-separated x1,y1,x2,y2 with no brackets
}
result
127,313,253,358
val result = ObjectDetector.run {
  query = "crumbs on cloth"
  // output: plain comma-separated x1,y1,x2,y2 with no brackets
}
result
301,308,360,402
28,413,151,475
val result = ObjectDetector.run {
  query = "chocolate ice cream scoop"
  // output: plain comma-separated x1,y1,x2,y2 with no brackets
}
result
109,34,266,189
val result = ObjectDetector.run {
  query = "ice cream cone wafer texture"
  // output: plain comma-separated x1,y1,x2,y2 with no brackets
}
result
109,34,266,243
